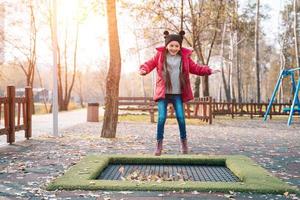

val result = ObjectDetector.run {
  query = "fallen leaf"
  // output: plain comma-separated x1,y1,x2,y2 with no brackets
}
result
118,166,125,174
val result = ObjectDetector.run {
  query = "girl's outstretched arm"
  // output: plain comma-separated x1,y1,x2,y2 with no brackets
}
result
188,57,212,76
139,53,159,75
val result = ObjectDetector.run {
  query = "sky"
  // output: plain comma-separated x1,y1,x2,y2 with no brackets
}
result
240,0,285,45
2,0,290,74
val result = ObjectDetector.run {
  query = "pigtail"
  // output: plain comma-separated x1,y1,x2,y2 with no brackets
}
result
179,58,186,90
163,50,172,91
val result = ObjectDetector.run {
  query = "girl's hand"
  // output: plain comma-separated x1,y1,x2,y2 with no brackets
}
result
211,68,221,74
139,69,147,76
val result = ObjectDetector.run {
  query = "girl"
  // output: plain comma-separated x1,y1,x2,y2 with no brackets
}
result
139,31,220,156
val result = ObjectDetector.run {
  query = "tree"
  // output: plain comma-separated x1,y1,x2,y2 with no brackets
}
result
186,0,224,97
254,0,261,103
294,0,300,72
57,20,79,111
219,21,231,102
101,0,122,138
48,0,87,111
278,1,295,102
2,0,37,112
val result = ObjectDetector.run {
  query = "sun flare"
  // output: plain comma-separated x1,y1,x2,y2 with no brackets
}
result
57,0,79,24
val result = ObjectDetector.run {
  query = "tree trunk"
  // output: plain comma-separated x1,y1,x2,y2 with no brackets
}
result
278,50,286,103
234,0,242,103
65,22,79,109
77,73,85,108
236,31,242,103
255,0,261,103
219,22,231,102
101,0,121,138
218,82,222,101
55,15,78,111
201,76,209,97
194,75,201,98
29,1,36,114
294,0,300,72
230,31,234,100
191,0,223,98
36,68,49,113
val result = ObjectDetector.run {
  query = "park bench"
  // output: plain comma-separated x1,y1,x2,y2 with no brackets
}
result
118,96,212,124
118,97,156,122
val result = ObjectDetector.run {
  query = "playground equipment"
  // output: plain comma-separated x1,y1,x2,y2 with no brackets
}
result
263,68,300,126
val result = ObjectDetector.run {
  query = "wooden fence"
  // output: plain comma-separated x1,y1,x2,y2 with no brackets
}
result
118,97,297,124
212,99,296,119
0,86,32,144
118,96,212,124
169,96,212,124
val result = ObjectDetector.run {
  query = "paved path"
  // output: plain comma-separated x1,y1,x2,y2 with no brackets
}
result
0,107,132,146
0,112,299,199
32,109,88,135
0,108,89,147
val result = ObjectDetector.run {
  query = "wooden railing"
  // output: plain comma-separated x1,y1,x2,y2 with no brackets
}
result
118,97,297,124
0,86,32,144
212,99,297,119
118,96,212,124
169,96,212,124
118,97,156,122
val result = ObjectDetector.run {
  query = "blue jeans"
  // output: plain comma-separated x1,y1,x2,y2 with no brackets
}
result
157,94,186,140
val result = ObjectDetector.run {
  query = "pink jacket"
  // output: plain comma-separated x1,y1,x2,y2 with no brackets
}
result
140,46,212,102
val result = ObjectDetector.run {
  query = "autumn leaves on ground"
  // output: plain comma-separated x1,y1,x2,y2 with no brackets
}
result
1,0,300,199
1,116,299,199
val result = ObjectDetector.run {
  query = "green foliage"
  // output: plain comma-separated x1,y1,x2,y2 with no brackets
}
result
279,1,298,68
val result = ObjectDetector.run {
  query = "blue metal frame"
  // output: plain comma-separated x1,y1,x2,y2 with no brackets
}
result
263,68,300,126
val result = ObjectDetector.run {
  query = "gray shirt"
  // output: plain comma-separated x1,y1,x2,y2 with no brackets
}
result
165,53,181,94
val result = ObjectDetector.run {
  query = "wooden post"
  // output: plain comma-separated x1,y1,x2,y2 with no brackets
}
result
4,99,9,141
25,87,32,139
208,97,212,124
7,86,15,144
212,99,216,119
250,99,254,119
169,105,174,118
186,103,191,118
231,99,235,119
150,109,155,123
203,99,207,121
150,101,155,123
269,103,273,120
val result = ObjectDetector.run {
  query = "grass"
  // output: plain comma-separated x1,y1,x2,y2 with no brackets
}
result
34,102,83,115
47,154,299,194
99,113,208,125
98,112,299,124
